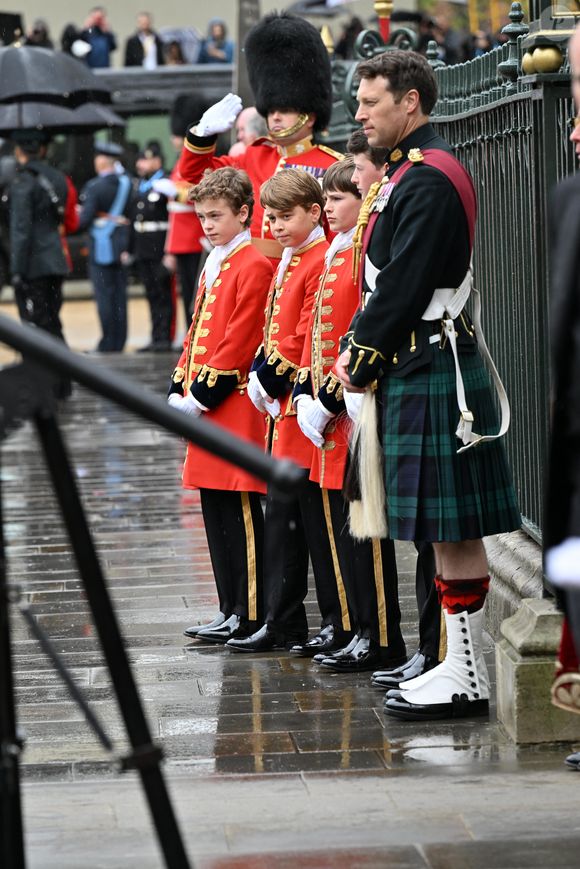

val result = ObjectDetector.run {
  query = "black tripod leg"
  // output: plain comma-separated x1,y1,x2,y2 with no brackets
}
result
33,410,191,869
0,445,26,869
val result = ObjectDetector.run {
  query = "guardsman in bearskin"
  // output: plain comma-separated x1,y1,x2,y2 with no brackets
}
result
176,11,342,259
227,169,341,653
167,167,273,642
347,128,443,689
335,51,521,721
287,158,407,671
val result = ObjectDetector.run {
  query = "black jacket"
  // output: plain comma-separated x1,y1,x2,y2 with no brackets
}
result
9,160,68,280
544,173,580,551
124,32,165,67
347,123,473,386
79,171,135,265
130,176,169,261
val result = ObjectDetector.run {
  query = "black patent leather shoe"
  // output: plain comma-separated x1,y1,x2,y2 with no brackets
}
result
565,751,580,770
320,638,378,672
184,612,226,639
371,651,439,690
384,693,489,721
196,614,249,644
289,625,352,657
312,634,359,664
226,623,288,653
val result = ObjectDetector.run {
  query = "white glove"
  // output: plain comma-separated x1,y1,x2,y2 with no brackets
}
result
344,390,364,423
152,178,177,198
248,371,268,413
296,395,325,448
194,94,243,137
168,392,204,418
265,397,281,419
305,397,334,432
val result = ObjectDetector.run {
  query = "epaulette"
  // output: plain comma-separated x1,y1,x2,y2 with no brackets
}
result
317,144,345,161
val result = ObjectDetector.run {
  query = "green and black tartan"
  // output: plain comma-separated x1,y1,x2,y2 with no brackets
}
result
381,344,521,542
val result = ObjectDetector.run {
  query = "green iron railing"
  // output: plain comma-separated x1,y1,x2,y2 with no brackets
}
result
432,4,576,542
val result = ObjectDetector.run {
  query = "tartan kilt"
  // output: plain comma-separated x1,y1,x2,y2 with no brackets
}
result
381,344,521,542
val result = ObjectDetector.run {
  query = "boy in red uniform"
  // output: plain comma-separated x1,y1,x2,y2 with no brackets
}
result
167,167,273,642
228,169,354,653
290,159,406,670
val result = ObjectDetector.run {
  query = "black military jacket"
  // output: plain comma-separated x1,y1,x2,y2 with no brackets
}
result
9,160,68,280
130,173,169,261
347,123,473,387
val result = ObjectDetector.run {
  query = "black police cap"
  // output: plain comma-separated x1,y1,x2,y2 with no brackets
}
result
94,141,123,158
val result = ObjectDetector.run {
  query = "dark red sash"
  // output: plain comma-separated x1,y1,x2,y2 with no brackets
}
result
360,149,477,294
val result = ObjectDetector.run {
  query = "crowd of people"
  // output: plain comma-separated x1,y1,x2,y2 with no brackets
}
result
23,7,235,69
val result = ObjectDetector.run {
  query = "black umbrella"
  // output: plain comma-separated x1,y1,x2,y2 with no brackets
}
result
0,101,124,134
0,45,112,107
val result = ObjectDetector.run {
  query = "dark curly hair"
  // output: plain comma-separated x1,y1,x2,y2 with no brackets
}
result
189,167,254,227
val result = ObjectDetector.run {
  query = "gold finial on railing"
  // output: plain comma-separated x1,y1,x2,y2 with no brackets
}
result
374,0,393,43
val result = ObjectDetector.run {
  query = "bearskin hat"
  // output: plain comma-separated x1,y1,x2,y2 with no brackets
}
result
170,94,210,137
244,12,332,133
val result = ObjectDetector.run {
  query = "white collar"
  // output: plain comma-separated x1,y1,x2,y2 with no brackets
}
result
275,225,325,286
324,226,355,269
202,229,250,291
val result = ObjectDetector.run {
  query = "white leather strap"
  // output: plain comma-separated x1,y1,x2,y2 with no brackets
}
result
444,286,510,453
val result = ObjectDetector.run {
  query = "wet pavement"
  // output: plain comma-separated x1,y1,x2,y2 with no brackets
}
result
1,320,580,867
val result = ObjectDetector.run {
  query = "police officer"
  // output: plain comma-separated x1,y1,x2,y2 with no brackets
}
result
132,141,172,352
78,141,133,353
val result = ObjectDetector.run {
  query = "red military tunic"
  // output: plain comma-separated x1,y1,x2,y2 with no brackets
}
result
253,236,328,469
296,245,359,489
170,241,273,492
177,130,342,250
164,164,204,256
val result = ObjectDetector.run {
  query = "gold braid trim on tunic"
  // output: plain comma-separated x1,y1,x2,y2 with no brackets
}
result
352,181,382,286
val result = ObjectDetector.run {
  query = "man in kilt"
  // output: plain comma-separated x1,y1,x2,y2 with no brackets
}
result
335,50,521,721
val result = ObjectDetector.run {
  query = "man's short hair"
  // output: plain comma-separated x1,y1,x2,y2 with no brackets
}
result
260,168,325,222
346,128,388,169
357,50,438,116
189,167,254,228
322,157,360,199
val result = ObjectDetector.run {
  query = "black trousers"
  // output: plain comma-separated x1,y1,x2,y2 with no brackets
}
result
324,488,406,657
15,275,65,341
264,489,310,638
15,275,71,398
199,489,264,624
414,542,444,660
176,252,202,325
138,258,173,345
299,483,354,634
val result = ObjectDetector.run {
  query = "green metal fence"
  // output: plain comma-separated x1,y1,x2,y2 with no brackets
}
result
431,22,576,542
